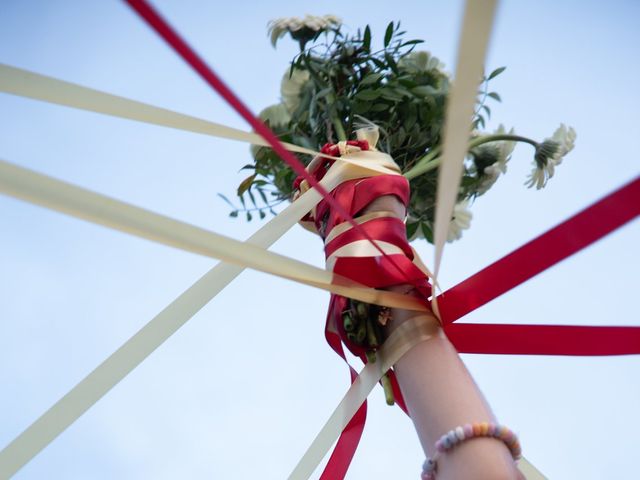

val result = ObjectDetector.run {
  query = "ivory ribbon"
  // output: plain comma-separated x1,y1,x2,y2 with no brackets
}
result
430,0,498,317
518,457,548,480
0,63,389,171
0,158,428,313
288,314,442,480
0,153,421,478
0,1,551,476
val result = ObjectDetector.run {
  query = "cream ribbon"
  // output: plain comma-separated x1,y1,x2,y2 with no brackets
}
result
430,0,498,318
288,314,442,480
0,153,421,479
0,158,427,312
0,2,546,475
0,62,389,171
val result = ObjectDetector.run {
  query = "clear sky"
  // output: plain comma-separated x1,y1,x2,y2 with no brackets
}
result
0,1,638,479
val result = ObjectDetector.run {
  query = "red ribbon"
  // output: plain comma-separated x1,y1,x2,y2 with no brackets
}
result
124,0,418,292
438,177,640,325
124,1,640,477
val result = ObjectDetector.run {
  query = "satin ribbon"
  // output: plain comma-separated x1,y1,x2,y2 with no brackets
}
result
0,63,396,173
0,153,423,478
288,314,442,480
0,158,427,313
0,0,632,478
438,176,640,325
431,0,498,318
125,0,422,294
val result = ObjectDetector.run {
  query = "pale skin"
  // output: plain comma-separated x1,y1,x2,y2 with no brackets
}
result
361,195,524,480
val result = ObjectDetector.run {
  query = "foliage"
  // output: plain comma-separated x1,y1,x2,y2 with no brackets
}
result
223,18,575,244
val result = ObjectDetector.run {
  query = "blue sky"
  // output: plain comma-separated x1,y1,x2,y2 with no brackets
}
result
0,1,639,479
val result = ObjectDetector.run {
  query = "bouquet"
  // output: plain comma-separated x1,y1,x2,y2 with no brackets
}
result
223,15,576,244
221,15,576,404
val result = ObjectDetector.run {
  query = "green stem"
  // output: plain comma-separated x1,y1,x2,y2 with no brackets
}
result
332,114,347,141
403,147,441,180
403,134,538,181
468,133,537,150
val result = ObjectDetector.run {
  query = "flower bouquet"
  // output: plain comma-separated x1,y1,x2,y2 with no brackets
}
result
222,15,576,404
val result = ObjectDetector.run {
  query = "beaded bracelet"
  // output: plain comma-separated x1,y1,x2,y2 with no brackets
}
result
421,422,521,480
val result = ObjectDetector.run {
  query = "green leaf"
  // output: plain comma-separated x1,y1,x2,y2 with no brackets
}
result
259,210,266,219
229,211,238,218
237,174,256,196
257,188,269,204
411,85,438,97
488,66,506,80
247,188,257,207
363,25,371,52
371,103,389,112
361,72,384,86
482,105,491,119
400,39,425,47
352,102,371,114
385,52,399,74
246,211,253,221
420,222,434,243
487,91,501,102
406,222,419,239
355,89,381,101
217,193,235,208
384,22,394,47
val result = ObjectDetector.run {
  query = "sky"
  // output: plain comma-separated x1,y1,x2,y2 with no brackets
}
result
0,1,639,479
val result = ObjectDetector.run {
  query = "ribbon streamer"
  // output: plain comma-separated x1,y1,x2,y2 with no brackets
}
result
0,0,632,477
288,314,441,480
0,158,426,312
430,0,498,317
0,153,415,478
438,176,640,324
124,0,419,292
447,323,640,356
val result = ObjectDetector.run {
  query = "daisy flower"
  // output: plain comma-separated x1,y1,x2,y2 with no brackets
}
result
447,200,473,242
268,15,341,48
281,68,310,113
526,124,576,189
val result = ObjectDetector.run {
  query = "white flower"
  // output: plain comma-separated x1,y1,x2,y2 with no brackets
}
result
549,123,576,165
258,103,291,128
447,200,473,242
398,51,446,72
250,104,291,158
494,124,516,171
476,124,516,194
281,68,310,113
525,124,576,189
268,14,342,47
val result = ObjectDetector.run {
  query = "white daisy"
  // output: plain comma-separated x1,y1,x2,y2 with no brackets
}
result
250,104,291,158
268,15,342,47
526,124,576,189
281,68,310,113
398,51,446,72
258,103,291,128
476,124,516,194
447,200,473,242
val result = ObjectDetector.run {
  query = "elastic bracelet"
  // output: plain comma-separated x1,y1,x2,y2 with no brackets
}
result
421,422,521,480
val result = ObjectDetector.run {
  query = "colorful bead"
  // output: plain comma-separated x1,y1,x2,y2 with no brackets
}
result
423,459,436,472
421,422,521,479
